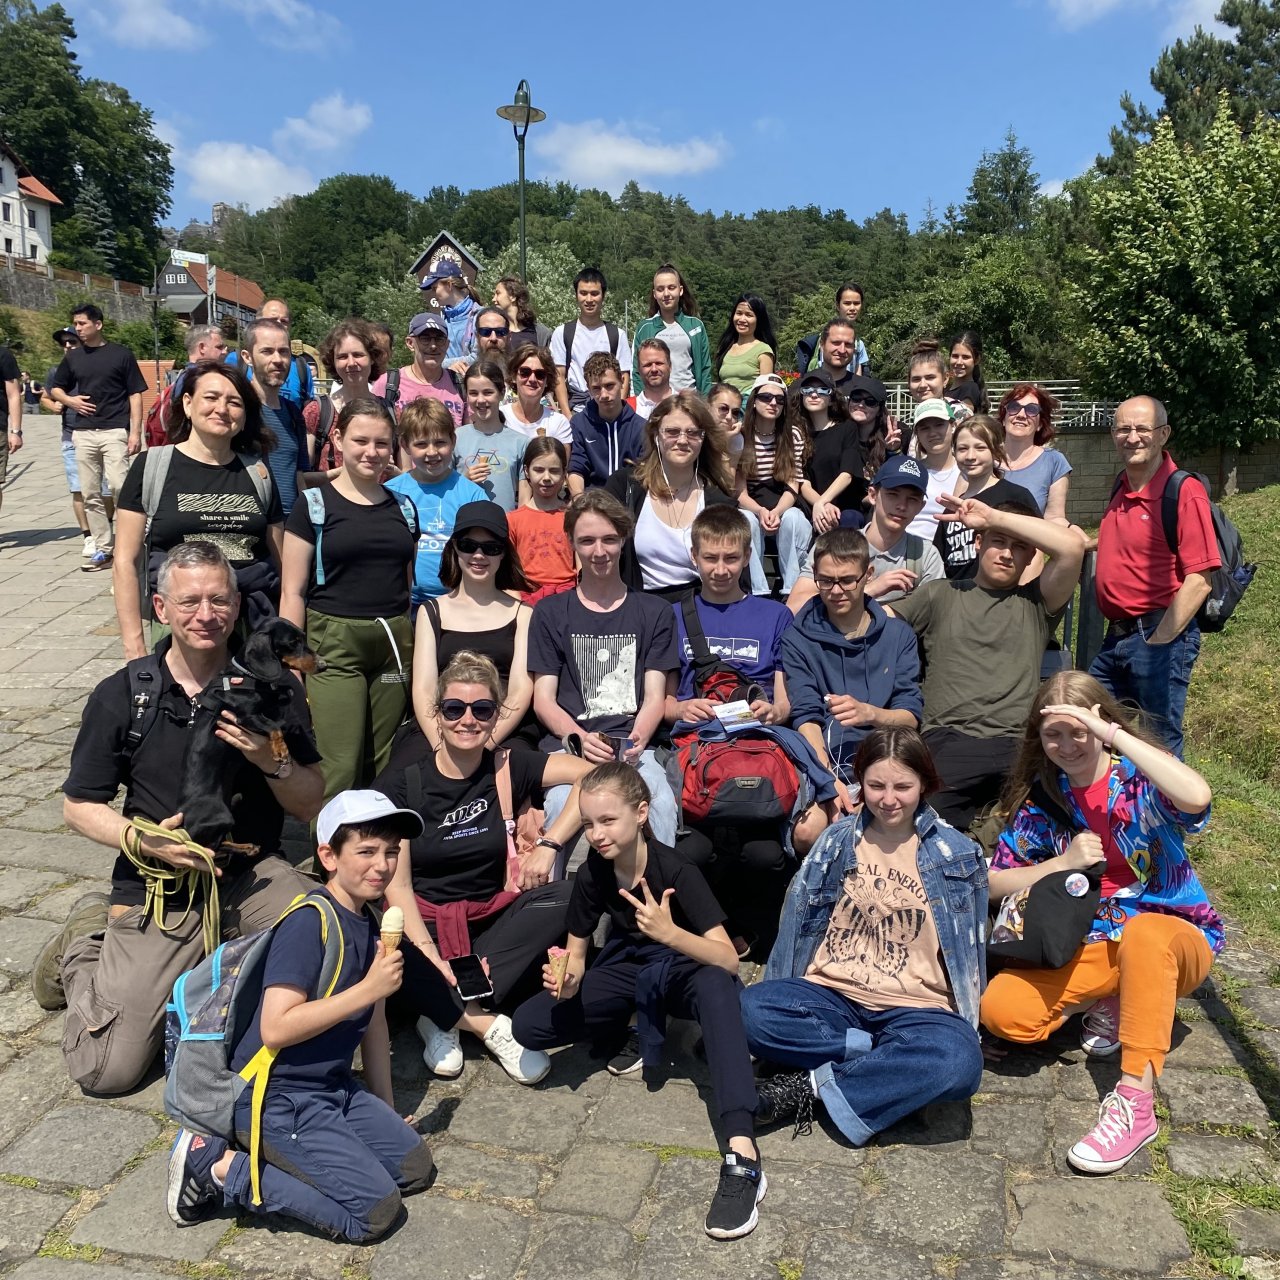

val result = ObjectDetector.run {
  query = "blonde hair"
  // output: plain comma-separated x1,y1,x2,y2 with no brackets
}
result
435,650,504,717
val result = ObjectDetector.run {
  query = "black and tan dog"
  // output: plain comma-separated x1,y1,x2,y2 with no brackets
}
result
180,618,324,855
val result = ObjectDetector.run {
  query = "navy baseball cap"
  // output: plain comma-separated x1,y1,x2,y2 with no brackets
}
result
407,311,448,337
419,260,464,289
872,455,928,493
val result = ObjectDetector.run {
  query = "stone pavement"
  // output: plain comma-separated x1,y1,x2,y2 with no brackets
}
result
1,415,1279,1280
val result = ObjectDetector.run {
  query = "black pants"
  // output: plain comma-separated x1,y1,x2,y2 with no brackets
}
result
512,946,757,1138
924,727,1018,832
677,823,791,954
396,882,573,1025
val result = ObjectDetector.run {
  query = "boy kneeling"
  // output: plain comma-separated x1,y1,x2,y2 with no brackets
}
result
167,791,435,1242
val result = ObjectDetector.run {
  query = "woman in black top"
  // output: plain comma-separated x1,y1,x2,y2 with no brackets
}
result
376,651,592,1083
789,366,865,535
114,360,283,660
280,396,416,800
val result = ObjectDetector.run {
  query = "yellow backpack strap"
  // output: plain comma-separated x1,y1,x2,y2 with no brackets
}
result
238,893,346,1204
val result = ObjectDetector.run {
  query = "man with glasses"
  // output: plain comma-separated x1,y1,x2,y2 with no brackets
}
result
781,527,922,813
1089,396,1219,757
371,312,465,426
35,541,324,1094
630,338,673,420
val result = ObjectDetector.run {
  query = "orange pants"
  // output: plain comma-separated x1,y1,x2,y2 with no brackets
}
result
980,912,1214,1078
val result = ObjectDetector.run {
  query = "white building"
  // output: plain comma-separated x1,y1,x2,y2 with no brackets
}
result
0,140,62,264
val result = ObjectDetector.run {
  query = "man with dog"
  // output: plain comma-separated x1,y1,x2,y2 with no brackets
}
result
34,542,325,1096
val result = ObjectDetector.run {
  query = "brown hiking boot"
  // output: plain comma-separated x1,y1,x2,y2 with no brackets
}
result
31,891,110,1010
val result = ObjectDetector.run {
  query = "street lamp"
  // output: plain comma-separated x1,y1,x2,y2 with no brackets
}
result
496,80,545,283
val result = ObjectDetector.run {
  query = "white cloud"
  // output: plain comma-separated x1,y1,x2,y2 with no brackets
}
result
273,93,373,154
90,0,202,47
1039,178,1066,198
1046,0,1228,34
183,142,314,210
532,120,728,194
220,0,342,52
152,117,182,152
1165,0,1228,37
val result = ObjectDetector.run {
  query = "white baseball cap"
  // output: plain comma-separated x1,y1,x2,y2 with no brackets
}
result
316,789,424,847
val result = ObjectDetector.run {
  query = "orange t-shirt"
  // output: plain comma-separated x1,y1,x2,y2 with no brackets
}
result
508,506,575,592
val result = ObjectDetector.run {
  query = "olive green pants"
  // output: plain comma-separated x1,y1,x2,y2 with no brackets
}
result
305,610,413,801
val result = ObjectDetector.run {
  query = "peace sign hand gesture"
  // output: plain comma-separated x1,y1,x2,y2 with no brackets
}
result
618,880,678,947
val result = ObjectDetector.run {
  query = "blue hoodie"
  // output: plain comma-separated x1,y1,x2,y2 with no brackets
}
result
779,596,923,773
568,401,647,487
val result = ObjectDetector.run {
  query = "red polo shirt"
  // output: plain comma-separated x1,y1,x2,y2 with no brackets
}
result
1095,452,1220,621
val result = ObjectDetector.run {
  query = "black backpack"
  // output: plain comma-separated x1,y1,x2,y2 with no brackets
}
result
1110,469,1257,632
561,320,620,390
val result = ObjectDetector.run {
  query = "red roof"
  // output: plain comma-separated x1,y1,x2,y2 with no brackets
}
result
183,261,265,313
18,175,61,206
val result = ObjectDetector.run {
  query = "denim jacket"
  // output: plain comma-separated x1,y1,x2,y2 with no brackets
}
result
765,805,989,1028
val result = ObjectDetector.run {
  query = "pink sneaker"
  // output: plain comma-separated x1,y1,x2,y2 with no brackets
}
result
1067,1085,1158,1173
1080,996,1120,1058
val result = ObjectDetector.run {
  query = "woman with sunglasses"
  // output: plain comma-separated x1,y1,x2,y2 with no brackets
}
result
790,367,864,536
713,293,777,395
737,374,812,594
403,502,535,762
603,391,742,600
504,343,572,445
376,650,593,1082
843,374,895,484
996,384,1072,525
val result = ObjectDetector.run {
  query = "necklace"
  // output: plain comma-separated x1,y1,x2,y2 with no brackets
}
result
656,478,699,528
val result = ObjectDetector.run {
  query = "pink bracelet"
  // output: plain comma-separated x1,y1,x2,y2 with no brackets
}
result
1103,722,1120,750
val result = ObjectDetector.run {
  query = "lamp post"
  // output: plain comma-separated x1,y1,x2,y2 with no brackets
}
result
496,80,545,283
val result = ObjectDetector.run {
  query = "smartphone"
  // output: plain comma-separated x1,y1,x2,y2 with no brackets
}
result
450,953,494,1002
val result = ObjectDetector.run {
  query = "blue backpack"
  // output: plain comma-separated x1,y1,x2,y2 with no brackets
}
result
302,486,419,586
163,890,344,1205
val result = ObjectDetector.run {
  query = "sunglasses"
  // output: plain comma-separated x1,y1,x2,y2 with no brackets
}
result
477,326,509,338
455,536,506,557
517,366,547,381
755,392,786,406
1006,402,1042,418
414,331,446,342
659,427,704,442
847,394,879,408
439,698,498,722
801,385,832,398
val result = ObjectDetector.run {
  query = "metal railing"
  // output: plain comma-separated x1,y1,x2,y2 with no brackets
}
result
882,379,1119,432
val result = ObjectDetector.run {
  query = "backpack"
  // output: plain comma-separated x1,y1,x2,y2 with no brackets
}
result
561,319,620,391
139,446,274,622
670,596,799,826
1110,469,1257,632
302,485,419,587
163,890,344,1205
144,382,177,448
314,377,404,472
122,651,165,757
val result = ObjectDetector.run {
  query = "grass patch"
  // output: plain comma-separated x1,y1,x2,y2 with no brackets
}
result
0,1172,40,1189
776,1260,804,1280
37,1231,102,1262
628,1141,720,1163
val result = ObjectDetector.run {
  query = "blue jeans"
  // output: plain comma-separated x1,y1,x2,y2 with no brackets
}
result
541,747,677,859
740,978,982,1146
743,508,813,594
1089,617,1201,758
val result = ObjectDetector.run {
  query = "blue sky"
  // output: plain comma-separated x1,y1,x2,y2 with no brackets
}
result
61,0,1224,229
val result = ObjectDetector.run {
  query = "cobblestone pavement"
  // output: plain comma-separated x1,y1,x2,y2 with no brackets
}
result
2,416,1279,1280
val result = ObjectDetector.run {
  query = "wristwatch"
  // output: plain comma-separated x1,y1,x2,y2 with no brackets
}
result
268,754,293,779
534,837,564,854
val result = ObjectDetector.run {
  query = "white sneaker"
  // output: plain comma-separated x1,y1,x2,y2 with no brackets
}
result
417,1015,463,1078
81,536,97,558
1081,995,1121,1058
482,1014,550,1085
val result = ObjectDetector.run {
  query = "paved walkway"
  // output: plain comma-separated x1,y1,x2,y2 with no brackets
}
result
1,415,1279,1280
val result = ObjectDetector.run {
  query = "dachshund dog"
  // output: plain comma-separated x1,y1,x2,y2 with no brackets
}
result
179,618,324,855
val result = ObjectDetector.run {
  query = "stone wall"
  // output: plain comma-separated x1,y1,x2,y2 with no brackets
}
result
0,266,153,324
1051,426,1280,523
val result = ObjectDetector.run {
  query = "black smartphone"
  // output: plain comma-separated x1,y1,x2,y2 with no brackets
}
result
450,953,494,1001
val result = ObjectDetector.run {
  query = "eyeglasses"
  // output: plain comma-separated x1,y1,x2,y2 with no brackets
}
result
801,385,832,398
414,332,446,342
1112,424,1159,439
163,594,237,616
477,326,509,338
755,392,786,406
455,537,506,557
659,427,704,442
1005,402,1042,419
814,571,867,592
439,698,499,722
517,366,547,381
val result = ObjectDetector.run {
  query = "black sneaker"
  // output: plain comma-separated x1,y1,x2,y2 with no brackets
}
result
166,1129,225,1226
756,1070,816,1138
704,1152,767,1240
607,1029,643,1076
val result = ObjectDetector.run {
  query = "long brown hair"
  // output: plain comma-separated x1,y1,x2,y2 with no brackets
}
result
739,382,808,487
634,390,734,499
998,671,1167,821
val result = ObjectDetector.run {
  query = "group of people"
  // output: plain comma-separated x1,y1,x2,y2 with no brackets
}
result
23,268,1228,1248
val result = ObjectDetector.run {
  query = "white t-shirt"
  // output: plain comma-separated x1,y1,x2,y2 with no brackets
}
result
550,322,631,395
907,462,961,539
657,320,694,391
504,403,573,445
633,390,665,420
635,493,705,590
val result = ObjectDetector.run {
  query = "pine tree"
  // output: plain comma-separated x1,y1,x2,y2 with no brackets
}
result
960,129,1040,237
76,177,118,274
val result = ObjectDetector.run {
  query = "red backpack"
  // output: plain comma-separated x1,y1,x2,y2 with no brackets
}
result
144,381,177,447
669,595,799,825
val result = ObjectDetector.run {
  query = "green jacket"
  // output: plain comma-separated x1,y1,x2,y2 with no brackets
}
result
631,310,712,396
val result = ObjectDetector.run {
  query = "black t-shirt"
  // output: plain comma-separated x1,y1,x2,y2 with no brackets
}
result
806,420,868,512
230,888,375,1091
567,841,725,942
62,642,322,906
933,478,1041,579
48,341,146,430
285,485,416,619
374,748,546,903
526,588,678,750
0,346,18,430
118,448,283,565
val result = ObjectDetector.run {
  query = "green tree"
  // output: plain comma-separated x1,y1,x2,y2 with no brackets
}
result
477,239,582,329
960,128,1041,237
76,177,118,274
1078,93,1280,447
